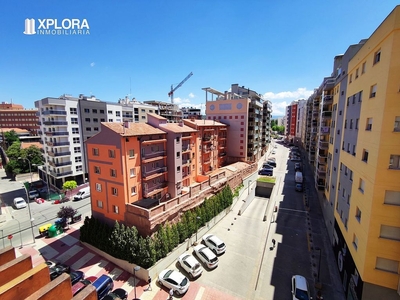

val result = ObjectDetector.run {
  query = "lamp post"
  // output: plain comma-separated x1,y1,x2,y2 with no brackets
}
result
18,157,36,244
315,247,322,285
133,265,140,300
248,180,253,196
12,216,23,249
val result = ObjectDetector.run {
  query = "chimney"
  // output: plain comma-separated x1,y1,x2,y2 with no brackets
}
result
124,121,129,129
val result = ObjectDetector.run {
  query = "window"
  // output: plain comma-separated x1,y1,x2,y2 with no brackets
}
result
96,183,102,192
344,120,347,129
97,200,103,208
176,152,180,158
389,155,400,169
71,117,78,124
116,111,121,117
176,137,180,143
108,119,113,122
101,118,105,122
355,68,359,79
345,166,348,176
76,165,83,172
85,118,90,122
73,137,80,144
94,127,99,131
72,128,79,134
373,49,381,64
113,205,119,214
380,225,400,241
177,166,180,172
92,109,97,113
92,148,99,156
75,157,82,163
355,118,359,129
355,207,361,222
110,169,116,177
362,149,369,162
111,187,118,196
109,150,115,158
384,190,400,206
93,118,98,122
130,168,135,177
70,108,77,114
108,110,112,114
131,186,137,195
340,163,343,171
86,127,92,131
129,149,135,158
342,188,346,198
352,234,358,250
394,116,400,132
94,166,101,174
362,61,366,74
370,84,377,98
349,74,353,83
350,170,353,181
350,119,353,129
359,178,365,193
74,147,81,153
375,257,399,274
353,145,356,156
366,118,373,131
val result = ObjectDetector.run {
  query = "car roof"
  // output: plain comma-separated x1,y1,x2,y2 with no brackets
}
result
165,269,185,282
14,197,25,201
179,254,198,266
204,234,223,245
293,275,308,290
195,245,215,258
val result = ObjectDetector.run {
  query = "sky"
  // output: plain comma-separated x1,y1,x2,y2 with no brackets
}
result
0,1,398,117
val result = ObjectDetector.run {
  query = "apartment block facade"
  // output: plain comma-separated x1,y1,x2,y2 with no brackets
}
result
203,84,272,163
0,102,39,135
35,94,159,190
301,6,400,299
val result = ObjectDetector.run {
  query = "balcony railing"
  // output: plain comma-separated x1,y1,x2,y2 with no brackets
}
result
324,95,333,104
48,151,71,157
319,141,329,149
45,131,69,136
202,136,211,141
141,150,166,160
43,121,68,126
320,126,330,134
182,159,191,165
46,141,70,147
322,111,332,118
143,182,168,197
42,110,67,116
49,161,72,167
142,166,167,178
49,170,73,177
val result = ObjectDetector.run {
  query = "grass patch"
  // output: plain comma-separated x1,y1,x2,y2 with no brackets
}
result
257,176,276,183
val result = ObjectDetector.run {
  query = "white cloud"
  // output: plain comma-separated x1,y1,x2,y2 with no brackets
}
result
90,62,95,67
189,92,195,98
263,88,314,116
263,87,313,100
173,97,190,105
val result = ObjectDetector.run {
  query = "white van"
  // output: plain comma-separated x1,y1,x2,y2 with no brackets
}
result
73,187,90,201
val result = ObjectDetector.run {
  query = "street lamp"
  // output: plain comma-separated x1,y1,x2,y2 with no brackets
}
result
18,157,36,244
315,247,322,285
133,265,140,300
12,216,23,249
248,180,253,196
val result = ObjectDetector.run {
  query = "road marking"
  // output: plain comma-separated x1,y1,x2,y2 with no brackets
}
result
108,267,123,280
34,238,59,259
85,259,108,277
56,232,78,246
57,244,83,263
306,232,311,252
278,207,307,213
70,252,95,271
120,276,135,294
195,286,205,300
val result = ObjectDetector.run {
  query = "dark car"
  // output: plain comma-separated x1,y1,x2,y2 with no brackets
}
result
262,162,274,169
103,288,128,300
70,270,85,285
295,183,303,192
49,263,70,280
266,160,277,168
258,168,273,176
72,276,97,296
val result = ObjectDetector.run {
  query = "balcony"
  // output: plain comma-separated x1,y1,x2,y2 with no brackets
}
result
49,161,72,167
42,110,67,116
43,121,68,126
321,111,332,119
320,126,330,135
46,141,70,147
49,170,73,177
202,136,211,141
203,157,211,163
143,182,168,197
316,166,326,177
48,151,71,157
218,135,227,139
319,141,329,149
324,95,333,104
45,131,69,136
318,154,327,164
182,146,192,153
182,159,191,165
142,166,167,179
141,150,166,162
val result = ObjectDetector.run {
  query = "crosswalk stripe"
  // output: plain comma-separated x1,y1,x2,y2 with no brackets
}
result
85,259,108,277
70,252,95,271
34,238,59,259
56,244,83,263
195,286,205,300
108,267,123,281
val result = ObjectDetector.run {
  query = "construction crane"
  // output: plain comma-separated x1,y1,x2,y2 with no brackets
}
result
168,72,193,104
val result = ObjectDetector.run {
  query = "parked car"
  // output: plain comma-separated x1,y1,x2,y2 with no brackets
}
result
291,156,301,161
70,270,85,285
158,269,190,295
49,263,71,281
266,160,277,167
177,253,203,279
103,288,128,300
73,187,91,201
92,274,114,300
262,162,274,169
258,168,273,176
72,276,97,296
295,183,303,192
193,244,219,270
202,234,226,255
291,275,312,300
28,189,40,200
294,163,302,171
13,197,27,209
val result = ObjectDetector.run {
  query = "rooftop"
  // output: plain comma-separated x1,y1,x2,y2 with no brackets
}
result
102,122,165,136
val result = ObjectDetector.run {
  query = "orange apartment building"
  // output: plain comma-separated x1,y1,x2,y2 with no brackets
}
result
0,102,39,135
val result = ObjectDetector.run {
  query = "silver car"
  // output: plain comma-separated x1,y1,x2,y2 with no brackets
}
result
177,253,203,279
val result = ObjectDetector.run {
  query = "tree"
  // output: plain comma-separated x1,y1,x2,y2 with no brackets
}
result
4,130,19,148
63,180,77,199
56,206,78,227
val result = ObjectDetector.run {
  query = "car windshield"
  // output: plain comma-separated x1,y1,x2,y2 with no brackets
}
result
164,270,173,278
192,263,201,270
210,256,218,263
218,243,225,248
295,288,309,300
17,200,25,204
180,277,188,287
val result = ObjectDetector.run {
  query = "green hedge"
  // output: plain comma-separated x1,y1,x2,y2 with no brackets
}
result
80,185,234,268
